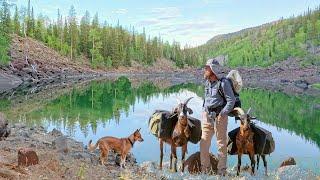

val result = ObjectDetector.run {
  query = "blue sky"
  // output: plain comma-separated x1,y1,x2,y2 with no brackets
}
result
14,0,320,47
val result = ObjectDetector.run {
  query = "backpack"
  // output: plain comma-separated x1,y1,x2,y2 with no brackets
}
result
217,70,243,109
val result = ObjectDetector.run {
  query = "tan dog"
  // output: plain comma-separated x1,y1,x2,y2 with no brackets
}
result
88,128,144,168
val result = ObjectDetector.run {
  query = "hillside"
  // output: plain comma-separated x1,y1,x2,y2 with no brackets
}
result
194,6,320,67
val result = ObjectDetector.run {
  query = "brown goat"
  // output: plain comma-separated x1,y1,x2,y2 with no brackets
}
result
233,107,256,176
159,97,194,172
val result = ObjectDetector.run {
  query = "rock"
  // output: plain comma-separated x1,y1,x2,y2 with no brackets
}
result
0,73,22,93
0,112,10,140
280,79,290,83
52,136,69,153
183,151,218,174
294,80,309,90
71,152,91,161
280,157,296,168
18,148,39,166
50,128,63,137
115,153,136,166
0,168,19,179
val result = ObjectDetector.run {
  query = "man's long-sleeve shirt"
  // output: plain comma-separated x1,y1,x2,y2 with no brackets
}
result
203,79,236,116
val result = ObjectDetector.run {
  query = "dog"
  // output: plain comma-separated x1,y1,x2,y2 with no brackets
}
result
88,128,144,168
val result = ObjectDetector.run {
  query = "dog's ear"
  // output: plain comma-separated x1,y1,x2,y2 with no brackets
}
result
137,128,141,132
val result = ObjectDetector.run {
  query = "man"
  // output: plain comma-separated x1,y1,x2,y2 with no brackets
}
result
200,59,236,176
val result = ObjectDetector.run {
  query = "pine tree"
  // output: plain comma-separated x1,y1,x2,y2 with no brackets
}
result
13,5,20,35
1,0,11,34
68,5,78,60
26,0,31,36
80,11,90,57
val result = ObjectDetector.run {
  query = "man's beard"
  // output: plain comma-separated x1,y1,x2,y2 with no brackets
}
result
204,73,210,79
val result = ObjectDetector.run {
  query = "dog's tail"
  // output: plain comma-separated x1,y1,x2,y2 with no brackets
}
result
88,139,99,152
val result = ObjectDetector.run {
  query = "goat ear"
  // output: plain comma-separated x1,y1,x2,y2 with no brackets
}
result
172,107,178,114
187,107,193,115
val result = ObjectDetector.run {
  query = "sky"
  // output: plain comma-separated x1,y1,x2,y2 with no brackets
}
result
13,0,320,47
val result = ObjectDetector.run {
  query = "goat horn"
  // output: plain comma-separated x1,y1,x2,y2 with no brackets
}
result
184,97,194,105
246,107,252,115
233,107,245,116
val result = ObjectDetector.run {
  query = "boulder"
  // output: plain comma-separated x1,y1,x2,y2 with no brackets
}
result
0,73,22,93
294,80,309,90
115,153,136,166
183,151,218,174
52,136,69,153
18,148,39,166
279,157,296,168
50,128,63,137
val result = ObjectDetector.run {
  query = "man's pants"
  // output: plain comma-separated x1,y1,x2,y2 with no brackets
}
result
200,111,228,174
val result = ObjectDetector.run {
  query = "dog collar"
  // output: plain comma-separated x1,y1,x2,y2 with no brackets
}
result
128,138,135,147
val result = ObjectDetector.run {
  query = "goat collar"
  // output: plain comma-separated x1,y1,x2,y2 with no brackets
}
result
128,137,135,147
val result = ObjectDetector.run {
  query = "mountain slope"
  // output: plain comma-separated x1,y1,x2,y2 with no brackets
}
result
195,6,320,67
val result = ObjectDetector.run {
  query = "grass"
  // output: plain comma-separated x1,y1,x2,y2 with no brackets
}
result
312,83,320,89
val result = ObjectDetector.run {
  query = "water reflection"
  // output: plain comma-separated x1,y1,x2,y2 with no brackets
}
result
0,77,319,173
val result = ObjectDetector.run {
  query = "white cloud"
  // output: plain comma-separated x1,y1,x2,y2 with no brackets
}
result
111,8,128,14
136,18,160,26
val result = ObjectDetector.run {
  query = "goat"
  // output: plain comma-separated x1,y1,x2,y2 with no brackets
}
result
159,97,194,172
232,107,256,176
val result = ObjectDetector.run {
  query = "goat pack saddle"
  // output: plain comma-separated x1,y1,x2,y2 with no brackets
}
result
148,110,202,144
227,123,275,155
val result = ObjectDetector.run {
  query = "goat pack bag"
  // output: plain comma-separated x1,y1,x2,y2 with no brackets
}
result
148,110,177,139
148,110,202,144
187,116,202,144
227,123,275,155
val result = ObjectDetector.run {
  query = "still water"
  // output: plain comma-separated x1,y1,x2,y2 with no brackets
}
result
1,77,319,175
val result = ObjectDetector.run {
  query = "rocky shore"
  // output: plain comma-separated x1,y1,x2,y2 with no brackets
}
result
191,57,320,96
0,123,156,180
1,35,319,97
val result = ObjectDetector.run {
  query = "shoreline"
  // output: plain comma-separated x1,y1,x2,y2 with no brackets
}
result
0,123,318,179
0,123,156,179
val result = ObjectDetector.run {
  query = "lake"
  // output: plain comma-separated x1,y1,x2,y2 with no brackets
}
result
1,76,319,175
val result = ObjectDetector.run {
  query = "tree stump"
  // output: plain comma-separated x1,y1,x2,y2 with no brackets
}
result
18,148,39,167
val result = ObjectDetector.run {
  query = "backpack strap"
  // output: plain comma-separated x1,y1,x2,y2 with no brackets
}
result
218,77,239,99
217,78,227,102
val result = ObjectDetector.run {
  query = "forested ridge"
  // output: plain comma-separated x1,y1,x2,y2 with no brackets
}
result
0,0,203,68
1,0,320,68
193,6,320,67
